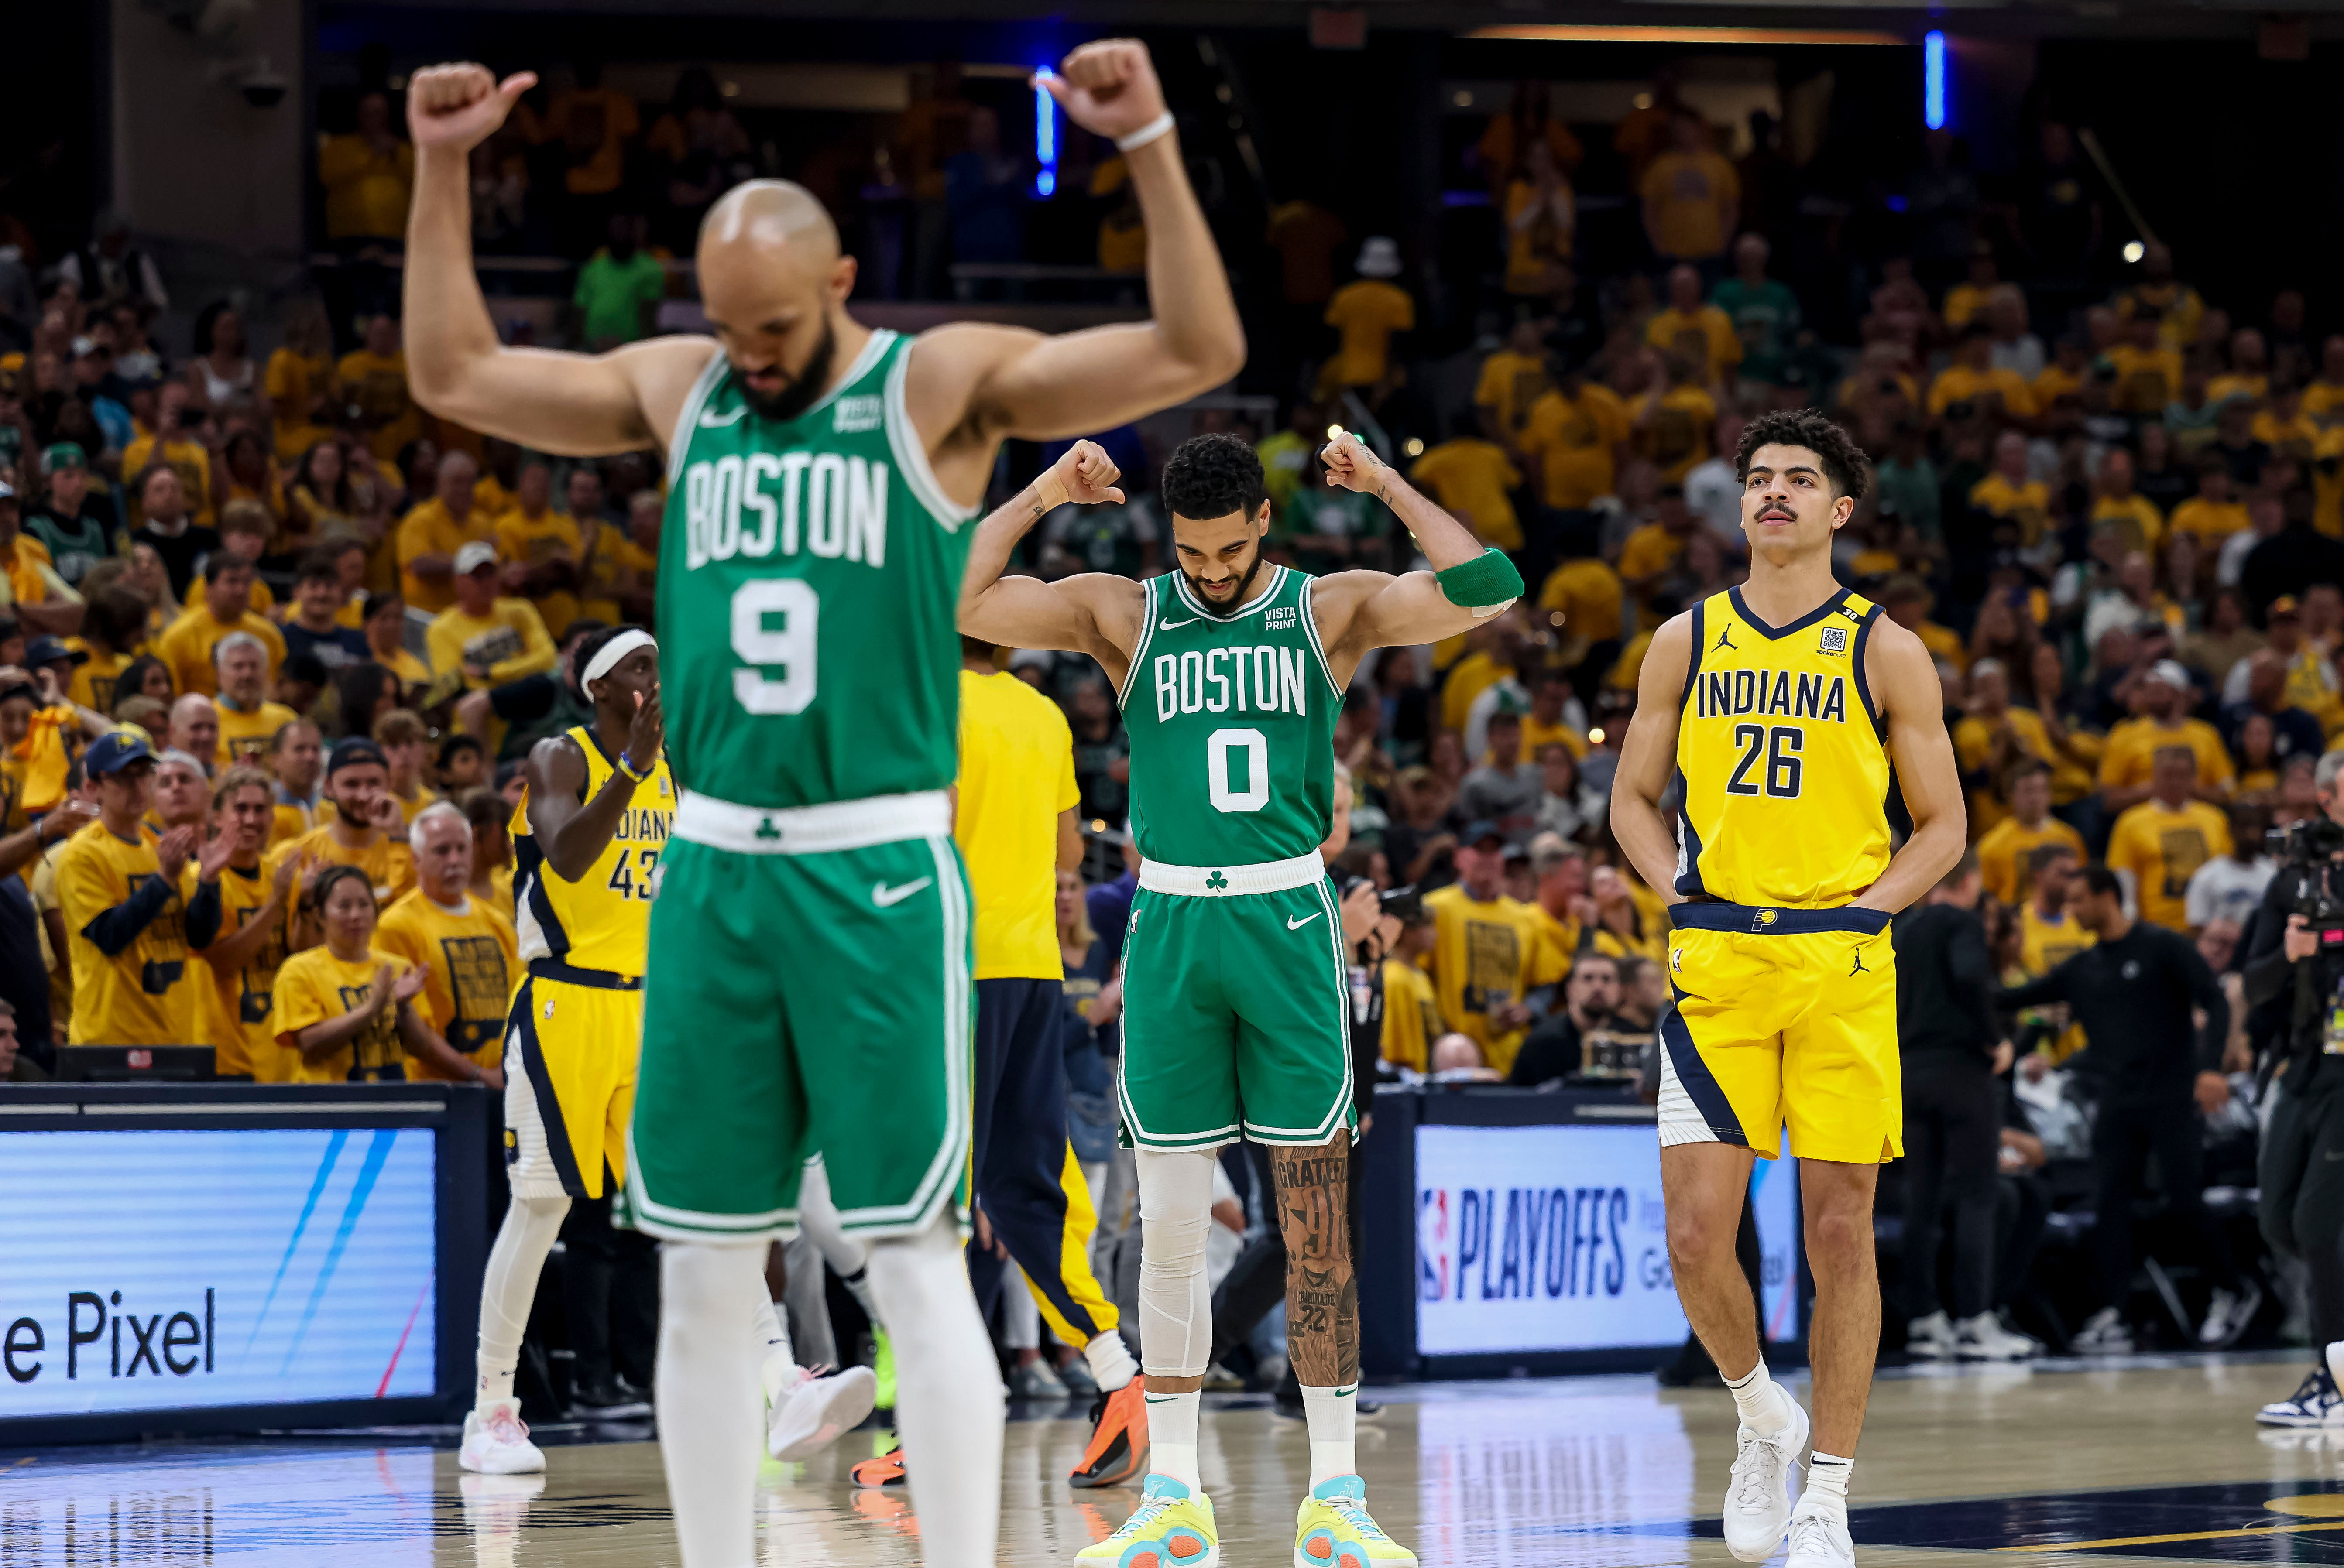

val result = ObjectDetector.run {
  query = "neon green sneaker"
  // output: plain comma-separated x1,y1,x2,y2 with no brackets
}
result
1294,1477,1415,1568
872,1325,896,1411
1075,1474,1218,1568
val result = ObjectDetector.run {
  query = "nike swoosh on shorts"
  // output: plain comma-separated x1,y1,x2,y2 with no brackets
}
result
872,878,933,908
1287,912,1322,930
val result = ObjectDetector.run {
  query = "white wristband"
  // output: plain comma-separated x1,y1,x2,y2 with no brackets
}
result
1115,111,1175,152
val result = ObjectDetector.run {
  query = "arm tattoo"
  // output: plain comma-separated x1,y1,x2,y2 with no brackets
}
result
1270,1138,1359,1385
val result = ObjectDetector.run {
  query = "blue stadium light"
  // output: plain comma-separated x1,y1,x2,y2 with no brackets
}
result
1035,76,1058,197
1924,31,1947,130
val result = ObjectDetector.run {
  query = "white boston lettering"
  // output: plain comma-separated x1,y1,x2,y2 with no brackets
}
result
1154,654,1179,724
777,452,810,557
708,454,743,561
1204,647,1229,713
680,452,891,572
738,452,781,557
684,463,714,570
847,457,888,567
1177,649,1205,715
807,453,847,558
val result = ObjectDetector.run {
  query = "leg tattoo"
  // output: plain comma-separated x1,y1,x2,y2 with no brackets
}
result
1270,1138,1358,1386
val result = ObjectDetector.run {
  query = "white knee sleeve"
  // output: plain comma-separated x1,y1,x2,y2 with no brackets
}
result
867,1215,1005,1568
1135,1148,1218,1379
656,1240,768,1568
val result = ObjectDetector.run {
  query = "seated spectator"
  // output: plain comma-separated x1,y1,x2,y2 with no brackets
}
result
1510,950,1642,1087
157,554,285,701
2170,458,2249,546
185,765,302,1080
269,864,446,1083
1633,358,1719,488
494,461,586,638
24,442,116,588
283,548,374,674
1928,322,2036,423
2220,648,2325,767
374,801,514,1086
2184,801,2275,932
1974,760,2085,907
163,695,218,775
373,709,441,825
122,383,215,534
1967,429,2051,551
427,542,557,693
53,732,197,1046
2099,660,2234,811
268,718,327,846
1952,659,2059,832
1457,710,1542,839
1882,575,1966,671
211,633,297,770
268,737,418,912
1524,832,1592,952
2088,448,2166,557
439,733,487,794
2107,312,2184,415
399,449,499,615
1644,264,1739,386
2107,745,2235,931
1986,286,2046,383
336,314,423,465
1587,863,1665,962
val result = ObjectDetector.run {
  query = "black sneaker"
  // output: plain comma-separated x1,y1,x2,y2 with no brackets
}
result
568,1375,652,1421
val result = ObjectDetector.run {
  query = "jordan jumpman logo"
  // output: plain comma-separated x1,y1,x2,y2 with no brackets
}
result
1849,946,1870,976
1712,625,1737,654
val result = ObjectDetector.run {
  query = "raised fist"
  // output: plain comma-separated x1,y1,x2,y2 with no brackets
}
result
406,63,538,154
1319,430,1384,496
1053,440,1127,507
1040,41,1167,144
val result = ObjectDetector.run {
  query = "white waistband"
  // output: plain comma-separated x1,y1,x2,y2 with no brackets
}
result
674,789,951,856
1138,852,1328,897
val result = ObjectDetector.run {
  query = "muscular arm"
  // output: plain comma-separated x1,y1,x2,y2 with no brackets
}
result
1851,619,1968,914
401,66,709,455
526,734,646,883
1607,613,1696,902
954,445,1144,687
1313,436,1514,685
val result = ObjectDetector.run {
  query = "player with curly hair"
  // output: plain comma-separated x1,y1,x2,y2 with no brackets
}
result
1610,408,1965,1568
960,427,1527,1568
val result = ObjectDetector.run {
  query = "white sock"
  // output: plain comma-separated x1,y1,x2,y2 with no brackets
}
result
1724,1359,1794,1436
655,1242,768,1568
1805,1451,1853,1512
1084,1330,1138,1394
1146,1389,1201,1489
1300,1383,1359,1488
867,1214,1006,1568
474,1192,569,1412
752,1294,799,1406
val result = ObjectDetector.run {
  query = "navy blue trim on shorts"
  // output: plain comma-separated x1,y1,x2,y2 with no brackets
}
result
1851,603,1886,738
527,957,644,991
1661,999,1746,1145
1668,900,1890,937
508,976,587,1199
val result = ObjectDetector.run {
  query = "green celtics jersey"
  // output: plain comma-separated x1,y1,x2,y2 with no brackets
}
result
658,329,977,809
1120,564,1343,866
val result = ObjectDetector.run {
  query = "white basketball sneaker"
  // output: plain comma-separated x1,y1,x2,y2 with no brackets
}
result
1953,1312,2040,1361
1783,1493,1856,1568
769,1365,879,1461
1722,1392,1810,1561
1905,1311,1957,1361
459,1397,546,1474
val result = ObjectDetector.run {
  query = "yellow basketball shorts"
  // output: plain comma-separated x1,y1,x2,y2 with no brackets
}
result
504,962,642,1201
1656,901,1901,1165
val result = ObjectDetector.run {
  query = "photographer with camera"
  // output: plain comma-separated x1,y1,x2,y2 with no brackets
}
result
2248,751,2344,1425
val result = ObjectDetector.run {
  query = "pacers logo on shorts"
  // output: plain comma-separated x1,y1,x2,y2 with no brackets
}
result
504,1128,519,1166
1750,908,1779,933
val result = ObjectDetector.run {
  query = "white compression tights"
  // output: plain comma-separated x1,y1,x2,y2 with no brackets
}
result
866,1214,1006,1568
656,1242,769,1568
475,1192,570,1409
1134,1148,1220,1378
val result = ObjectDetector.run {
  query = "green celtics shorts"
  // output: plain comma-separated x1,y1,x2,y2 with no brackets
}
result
626,789,971,1244
1117,856,1356,1151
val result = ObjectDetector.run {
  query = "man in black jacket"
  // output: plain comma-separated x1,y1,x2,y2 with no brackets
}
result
1510,951,1627,1087
2001,863,2254,1354
1894,851,2034,1359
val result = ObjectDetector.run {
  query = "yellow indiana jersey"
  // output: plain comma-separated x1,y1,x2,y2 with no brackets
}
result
271,946,412,1082
185,862,294,1079
375,889,518,1078
1676,588,1891,908
515,726,673,978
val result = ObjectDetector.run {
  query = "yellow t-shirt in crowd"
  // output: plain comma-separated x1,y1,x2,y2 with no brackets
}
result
157,606,287,699
1928,364,2037,419
494,507,587,638
1635,384,1719,484
2032,360,2085,408
1440,650,1516,735
216,699,298,770
184,860,294,1080
385,785,440,826
2317,428,2344,538
271,945,413,1083
1951,706,2058,833
581,523,658,624
1321,279,1415,389
1639,151,1739,261
55,820,198,1047
1642,305,1741,383
1975,814,2086,907
2208,372,2269,408
2087,493,2166,555
1968,473,2052,547
268,825,418,916
1410,440,1523,551
397,500,501,614
2106,343,2184,414
1538,557,1625,644
374,890,518,1078
2017,901,2095,1061
2169,496,2250,544
336,348,423,464
1943,283,1991,330
1618,522,1685,587
1524,384,1631,509
316,134,415,241
1379,958,1444,1073
2106,798,2233,931
1521,715,1589,762
426,599,557,689
1501,179,1574,295
2256,409,2320,461
185,571,277,618
264,347,336,462
1421,884,1568,1077
2098,716,2236,797
954,669,1081,981
120,435,215,529
65,643,137,717
1473,350,1551,447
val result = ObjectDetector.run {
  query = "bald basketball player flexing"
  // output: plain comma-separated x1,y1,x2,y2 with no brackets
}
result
403,49,1242,1568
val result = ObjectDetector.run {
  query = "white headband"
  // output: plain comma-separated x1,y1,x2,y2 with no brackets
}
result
583,629,657,689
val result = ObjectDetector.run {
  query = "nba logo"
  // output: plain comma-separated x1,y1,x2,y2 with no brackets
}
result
1818,626,1849,656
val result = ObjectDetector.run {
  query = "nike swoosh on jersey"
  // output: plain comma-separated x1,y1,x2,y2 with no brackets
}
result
1159,617,1198,630
698,406,747,428
872,878,933,908
1286,912,1322,930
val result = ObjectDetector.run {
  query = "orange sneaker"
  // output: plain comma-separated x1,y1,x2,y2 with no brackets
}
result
1069,1378,1150,1489
851,1446,908,1488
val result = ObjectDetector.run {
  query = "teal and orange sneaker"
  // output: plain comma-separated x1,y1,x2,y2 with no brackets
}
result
1075,1474,1218,1568
1294,1476,1416,1568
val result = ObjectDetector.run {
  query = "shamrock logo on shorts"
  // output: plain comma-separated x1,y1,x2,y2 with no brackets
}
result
1205,870,1228,890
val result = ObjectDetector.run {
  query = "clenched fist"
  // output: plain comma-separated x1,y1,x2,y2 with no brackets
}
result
1319,430,1385,496
406,63,539,154
1040,40,1167,143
